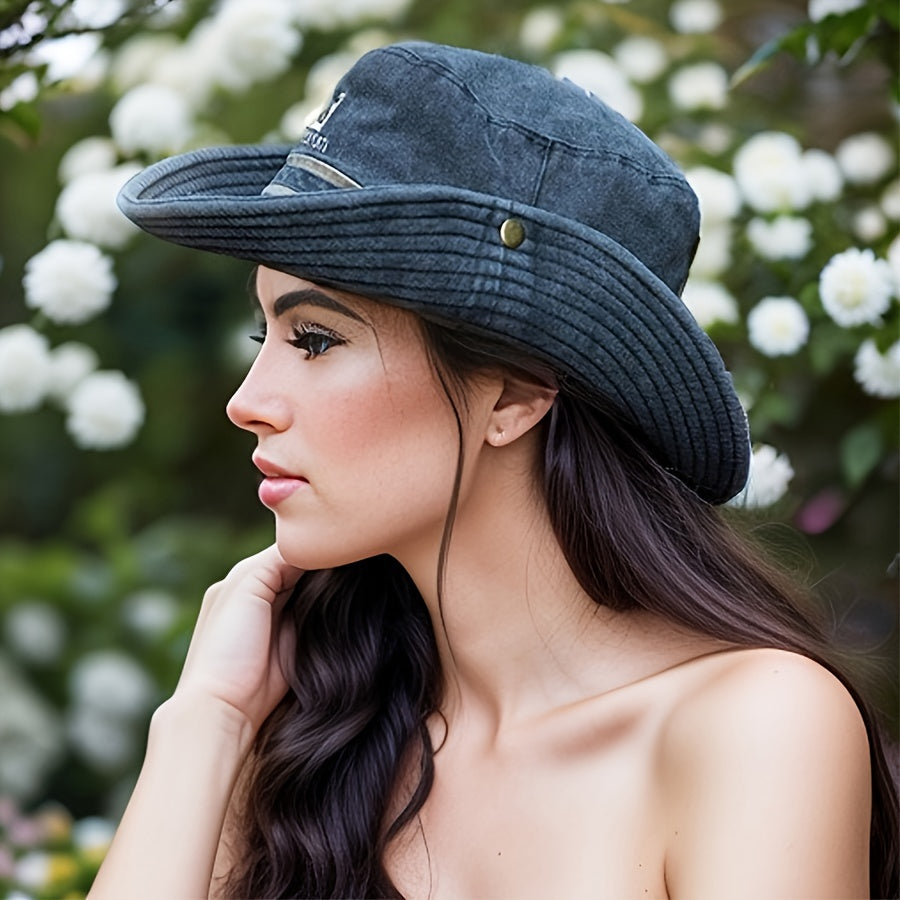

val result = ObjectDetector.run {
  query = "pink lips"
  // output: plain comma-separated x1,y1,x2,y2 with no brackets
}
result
253,455,308,508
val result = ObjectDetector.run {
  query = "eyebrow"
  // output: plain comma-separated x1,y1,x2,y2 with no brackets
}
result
248,276,365,324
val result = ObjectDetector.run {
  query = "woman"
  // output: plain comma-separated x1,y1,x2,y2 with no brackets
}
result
95,42,896,898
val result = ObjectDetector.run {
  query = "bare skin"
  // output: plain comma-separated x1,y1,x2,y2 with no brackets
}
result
90,267,871,900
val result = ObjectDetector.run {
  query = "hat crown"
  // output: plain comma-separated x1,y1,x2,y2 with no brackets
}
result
269,42,700,295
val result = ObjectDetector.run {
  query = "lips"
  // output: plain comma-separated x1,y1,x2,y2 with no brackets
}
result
253,454,309,507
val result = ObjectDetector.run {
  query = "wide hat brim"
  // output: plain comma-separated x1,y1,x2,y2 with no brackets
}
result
118,143,750,505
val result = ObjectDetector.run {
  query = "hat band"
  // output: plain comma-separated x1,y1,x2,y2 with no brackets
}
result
262,152,362,196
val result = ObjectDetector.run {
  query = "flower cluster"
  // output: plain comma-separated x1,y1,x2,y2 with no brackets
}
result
0,797,113,898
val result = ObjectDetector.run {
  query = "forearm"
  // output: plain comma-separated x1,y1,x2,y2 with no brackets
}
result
88,695,255,900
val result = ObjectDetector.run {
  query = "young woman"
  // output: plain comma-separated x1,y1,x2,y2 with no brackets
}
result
95,42,897,898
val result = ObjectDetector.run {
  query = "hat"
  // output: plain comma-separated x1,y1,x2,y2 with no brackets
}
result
117,41,750,504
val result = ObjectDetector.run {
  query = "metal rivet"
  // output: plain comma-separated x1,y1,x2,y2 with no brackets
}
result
499,218,526,249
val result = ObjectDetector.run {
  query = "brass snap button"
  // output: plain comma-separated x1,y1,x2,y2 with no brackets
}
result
499,218,526,249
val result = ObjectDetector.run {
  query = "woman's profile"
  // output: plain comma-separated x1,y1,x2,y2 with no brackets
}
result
88,41,896,898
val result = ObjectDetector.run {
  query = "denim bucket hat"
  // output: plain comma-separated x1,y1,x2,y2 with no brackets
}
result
118,41,750,504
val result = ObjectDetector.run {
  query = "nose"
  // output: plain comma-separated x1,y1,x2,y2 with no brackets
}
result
226,357,291,434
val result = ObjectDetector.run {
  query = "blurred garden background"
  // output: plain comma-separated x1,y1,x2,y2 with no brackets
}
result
0,0,897,894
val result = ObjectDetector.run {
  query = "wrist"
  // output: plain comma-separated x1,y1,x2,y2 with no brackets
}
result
152,692,257,757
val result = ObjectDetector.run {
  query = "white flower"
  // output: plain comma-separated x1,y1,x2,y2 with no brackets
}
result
23,240,116,325
109,83,193,156
69,0,127,28
853,339,900,398
14,852,51,890
553,50,643,122
122,589,179,638
819,247,895,326
681,279,739,329
728,444,794,509
835,132,895,185
147,34,221,110
0,655,63,801
809,0,865,21
111,33,181,92
303,51,361,107
747,296,810,356
65,370,145,450
519,6,564,55
0,325,52,413
882,179,900,220
58,136,117,184
873,342,900,398
801,148,844,202
667,62,728,111
47,342,99,403
888,235,900,293
696,123,733,155
4,603,66,666
72,817,115,853
0,72,38,111
280,99,323,141
852,206,887,242
70,650,155,716
733,131,812,212
30,33,101,83
56,164,142,249
669,0,723,33
612,36,668,84
686,166,741,223
690,224,732,277
746,216,813,260
67,706,136,770
205,0,303,93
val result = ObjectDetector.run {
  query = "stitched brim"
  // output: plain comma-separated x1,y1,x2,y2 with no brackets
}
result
118,145,750,504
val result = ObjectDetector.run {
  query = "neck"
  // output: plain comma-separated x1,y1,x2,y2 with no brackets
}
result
392,439,674,739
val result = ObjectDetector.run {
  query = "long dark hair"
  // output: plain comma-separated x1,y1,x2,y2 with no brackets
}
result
224,317,898,899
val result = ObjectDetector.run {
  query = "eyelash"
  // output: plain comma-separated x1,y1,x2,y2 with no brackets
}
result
249,322,346,360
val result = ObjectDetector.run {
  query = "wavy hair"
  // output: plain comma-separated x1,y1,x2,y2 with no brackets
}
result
224,316,898,899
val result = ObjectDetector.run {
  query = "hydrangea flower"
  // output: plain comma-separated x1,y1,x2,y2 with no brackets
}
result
69,650,155,716
47,342,99,403
0,325,52,413
853,339,900,398
4,603,67,666
55,164,142,249
733,132,811,213
518,6,564,55
686,166,742,223
690,224,732,277
0,71,39,111
852,206,887,243
669,0,723,33
728,444,795,509
23,240,116,324
808,0,865,20
746,216,813,261
109,83,193,156
835,132,895,185
206,0,303,93
819,247,895,326
801,148,844,202
57,136,118,184
553,49,643,122
681,279,739,329
667,62,728,110
747,296,810,356
64,370,145,450
612,36,668,84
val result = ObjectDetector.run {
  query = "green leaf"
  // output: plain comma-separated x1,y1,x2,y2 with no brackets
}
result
840,422,883,488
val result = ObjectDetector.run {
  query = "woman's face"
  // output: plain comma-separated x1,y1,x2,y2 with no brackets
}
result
227,267,500,571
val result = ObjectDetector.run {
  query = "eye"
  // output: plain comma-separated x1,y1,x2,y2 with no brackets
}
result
288,323,345,359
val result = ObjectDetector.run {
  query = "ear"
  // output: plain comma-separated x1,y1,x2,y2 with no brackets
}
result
485,376,558,447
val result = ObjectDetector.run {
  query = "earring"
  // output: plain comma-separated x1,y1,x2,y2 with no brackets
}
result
492,429,505,445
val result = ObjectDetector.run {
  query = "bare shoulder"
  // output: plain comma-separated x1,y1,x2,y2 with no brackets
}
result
663,647,869,757
658,648,872,899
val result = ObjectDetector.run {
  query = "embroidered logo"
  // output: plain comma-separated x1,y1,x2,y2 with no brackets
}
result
302,91,346,154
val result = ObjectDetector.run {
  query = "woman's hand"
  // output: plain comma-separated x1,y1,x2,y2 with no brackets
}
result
175,544,304,735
